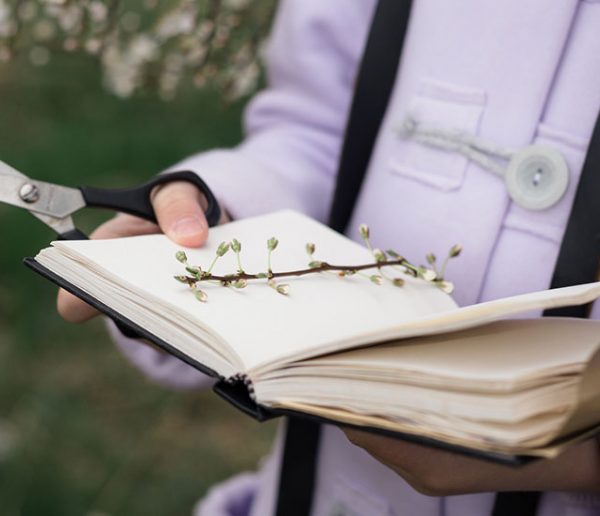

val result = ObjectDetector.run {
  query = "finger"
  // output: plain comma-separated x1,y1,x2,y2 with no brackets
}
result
90,213,160,239
57,214,162,323
57,289,99,323
151,181,209,247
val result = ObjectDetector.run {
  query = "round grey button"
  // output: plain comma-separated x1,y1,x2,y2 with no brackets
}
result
505,145,569,211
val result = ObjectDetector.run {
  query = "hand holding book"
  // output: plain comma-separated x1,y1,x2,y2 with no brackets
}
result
343,429,600,496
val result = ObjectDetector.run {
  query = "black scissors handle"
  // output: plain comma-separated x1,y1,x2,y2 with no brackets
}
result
60,171,221,240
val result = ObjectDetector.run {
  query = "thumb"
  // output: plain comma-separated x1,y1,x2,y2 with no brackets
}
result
151,181,209,247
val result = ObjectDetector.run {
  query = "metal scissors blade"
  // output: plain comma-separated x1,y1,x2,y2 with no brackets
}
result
1,159,221,239
0,160,85,218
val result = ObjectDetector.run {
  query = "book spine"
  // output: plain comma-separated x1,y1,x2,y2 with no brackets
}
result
213,376,276,422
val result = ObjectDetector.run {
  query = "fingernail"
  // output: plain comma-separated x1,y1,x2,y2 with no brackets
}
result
171,216,204,238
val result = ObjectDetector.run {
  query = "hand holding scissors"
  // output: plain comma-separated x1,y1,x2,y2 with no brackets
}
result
0,159,222,324
0,159,221,240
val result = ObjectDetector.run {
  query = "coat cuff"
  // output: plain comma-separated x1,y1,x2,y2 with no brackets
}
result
107,318,214,390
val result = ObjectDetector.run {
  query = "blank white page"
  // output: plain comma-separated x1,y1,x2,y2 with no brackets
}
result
36,210,600,374
38,211,456,372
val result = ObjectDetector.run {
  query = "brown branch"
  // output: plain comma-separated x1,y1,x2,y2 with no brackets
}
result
180,258,418,285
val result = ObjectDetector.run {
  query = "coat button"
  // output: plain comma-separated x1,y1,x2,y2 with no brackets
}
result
505,145,569,210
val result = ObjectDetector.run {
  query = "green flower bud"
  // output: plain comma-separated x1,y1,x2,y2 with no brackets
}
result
231,239,242,253
174,275,189,283
185,265,201,277
267,237,279,251
175,251,188,263
256,272,268,279
404,267,417,277
233,279,247,289
373,248,386,262
449,244,463,258
418,268,437,282
370,275,383,285
308,260,323,269
194,289,208,302
276,284,290,295
393,278,405,287
437,280,454,294
426,253,436,265
305,243,316,256
216,241,230,257
359,224,370,239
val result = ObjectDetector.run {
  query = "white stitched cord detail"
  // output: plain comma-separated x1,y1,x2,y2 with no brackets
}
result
397,117,571,211
398,117,518,177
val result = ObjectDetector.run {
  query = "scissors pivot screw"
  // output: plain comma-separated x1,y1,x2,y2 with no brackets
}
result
19,183,40,203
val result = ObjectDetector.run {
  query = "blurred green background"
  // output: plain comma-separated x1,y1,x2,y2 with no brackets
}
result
0,54,276,515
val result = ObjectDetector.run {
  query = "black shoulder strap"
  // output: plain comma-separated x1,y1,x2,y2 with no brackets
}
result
275,2,413,515
544,113,600,316
328,0,413,233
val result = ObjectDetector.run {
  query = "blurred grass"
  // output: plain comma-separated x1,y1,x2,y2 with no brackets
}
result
0,54,276,516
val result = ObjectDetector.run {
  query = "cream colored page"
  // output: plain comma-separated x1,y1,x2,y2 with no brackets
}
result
289,319,600,390
272,402,570,456
40,210,456,371
38,210,600,373
342,280,600,351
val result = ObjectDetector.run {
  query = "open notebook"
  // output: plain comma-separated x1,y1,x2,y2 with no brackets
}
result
26,210,600,464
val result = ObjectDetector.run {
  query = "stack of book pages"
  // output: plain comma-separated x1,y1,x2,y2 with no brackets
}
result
29,210,600,461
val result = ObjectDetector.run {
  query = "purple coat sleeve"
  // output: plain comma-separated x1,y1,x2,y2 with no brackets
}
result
167,0,376,222
107,319,215,390
111,0,376,388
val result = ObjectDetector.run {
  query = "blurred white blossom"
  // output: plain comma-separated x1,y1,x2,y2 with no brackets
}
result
0,0,16,38
55,4,82,32
32,19,55,41
87,1,107,23
224,0,251,10
18,2,38,22
0,0,276,100
156,0,196,40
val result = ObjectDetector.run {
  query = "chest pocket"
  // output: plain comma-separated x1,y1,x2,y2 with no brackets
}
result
389,78,486,191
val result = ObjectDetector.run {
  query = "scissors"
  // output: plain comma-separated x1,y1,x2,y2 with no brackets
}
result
0,159,221,240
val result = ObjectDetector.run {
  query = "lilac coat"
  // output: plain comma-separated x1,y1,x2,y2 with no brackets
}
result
111,1,600,514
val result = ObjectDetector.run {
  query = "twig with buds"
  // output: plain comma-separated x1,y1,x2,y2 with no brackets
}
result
174,224,461,302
